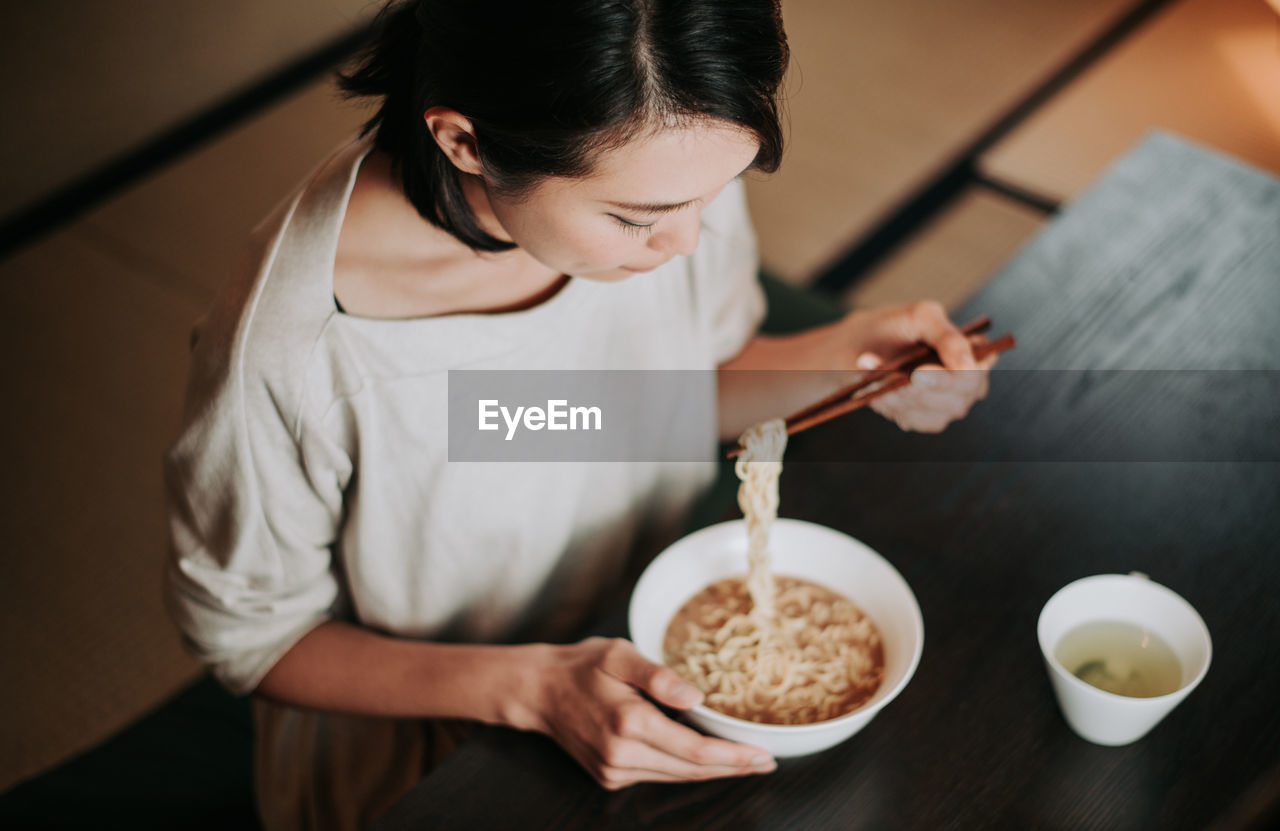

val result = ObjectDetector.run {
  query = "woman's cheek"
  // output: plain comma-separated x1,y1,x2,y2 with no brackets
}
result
563,224,629,269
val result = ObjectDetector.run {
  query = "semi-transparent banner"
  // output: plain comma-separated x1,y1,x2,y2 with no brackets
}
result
447,370,1280,462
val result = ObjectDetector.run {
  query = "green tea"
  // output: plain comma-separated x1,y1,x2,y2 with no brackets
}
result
1054,620,1182,698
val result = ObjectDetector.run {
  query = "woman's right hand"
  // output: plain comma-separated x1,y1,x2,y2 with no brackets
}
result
515,637,776,790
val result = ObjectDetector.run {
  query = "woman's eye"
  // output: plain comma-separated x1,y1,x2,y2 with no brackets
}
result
610,214,654,236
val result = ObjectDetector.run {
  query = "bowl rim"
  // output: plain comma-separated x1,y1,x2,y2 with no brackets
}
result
629,517,925,733
1036,572,1213,703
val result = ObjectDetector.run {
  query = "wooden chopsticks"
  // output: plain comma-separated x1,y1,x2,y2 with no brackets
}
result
726,315,1015,459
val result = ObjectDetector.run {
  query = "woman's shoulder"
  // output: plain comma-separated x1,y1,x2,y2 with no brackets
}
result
181,138,374,425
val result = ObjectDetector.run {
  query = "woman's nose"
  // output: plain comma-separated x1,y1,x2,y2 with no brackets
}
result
651,213,701,257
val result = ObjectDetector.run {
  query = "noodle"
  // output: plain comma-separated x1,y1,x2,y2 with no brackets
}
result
661,419,885,725
735,419,787,621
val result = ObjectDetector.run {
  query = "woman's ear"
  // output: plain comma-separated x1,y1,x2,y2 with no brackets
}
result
423,107,485,176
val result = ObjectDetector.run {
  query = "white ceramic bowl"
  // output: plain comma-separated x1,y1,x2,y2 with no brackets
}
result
628,518,924,757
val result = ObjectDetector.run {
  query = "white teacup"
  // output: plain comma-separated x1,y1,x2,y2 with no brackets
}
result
1037,573,1212,746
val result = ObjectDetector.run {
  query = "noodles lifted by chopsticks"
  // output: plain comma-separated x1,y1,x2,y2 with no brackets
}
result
735,418,787,622
661,419,884,725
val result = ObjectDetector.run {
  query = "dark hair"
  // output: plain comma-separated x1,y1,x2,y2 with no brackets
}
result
339,0,789,251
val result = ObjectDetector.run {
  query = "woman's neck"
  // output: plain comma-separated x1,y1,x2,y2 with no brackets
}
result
333,150,566,319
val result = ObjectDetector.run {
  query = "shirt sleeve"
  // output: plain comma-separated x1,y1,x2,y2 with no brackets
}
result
689,177,767,365
163,314,349,695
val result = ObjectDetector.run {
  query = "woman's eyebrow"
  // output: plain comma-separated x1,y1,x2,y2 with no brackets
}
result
604,198,700,215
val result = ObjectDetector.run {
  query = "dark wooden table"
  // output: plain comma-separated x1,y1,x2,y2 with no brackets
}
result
371,133,1280,831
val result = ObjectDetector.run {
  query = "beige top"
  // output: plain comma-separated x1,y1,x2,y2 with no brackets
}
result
163,133,765,694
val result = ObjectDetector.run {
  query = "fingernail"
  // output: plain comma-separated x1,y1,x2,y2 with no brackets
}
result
675,684,703,707
753,756,776,770
855,352,881,370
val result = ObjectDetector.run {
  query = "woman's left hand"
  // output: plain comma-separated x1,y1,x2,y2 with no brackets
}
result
837,300,997,433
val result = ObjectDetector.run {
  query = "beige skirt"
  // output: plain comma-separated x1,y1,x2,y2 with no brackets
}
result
252,698,475,831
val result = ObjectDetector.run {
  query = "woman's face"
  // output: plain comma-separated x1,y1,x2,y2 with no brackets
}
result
481,121,761,281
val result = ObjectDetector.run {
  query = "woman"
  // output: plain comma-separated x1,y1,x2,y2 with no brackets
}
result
164,1,992,827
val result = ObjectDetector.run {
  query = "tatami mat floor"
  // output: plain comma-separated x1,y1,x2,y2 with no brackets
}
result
0,0,374,222
746,0,1138,284
0,79,375,790
0,229,205,788
844,186,1046,312
980,0,1280,204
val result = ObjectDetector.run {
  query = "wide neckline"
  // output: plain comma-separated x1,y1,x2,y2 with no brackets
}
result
321,135,592,334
